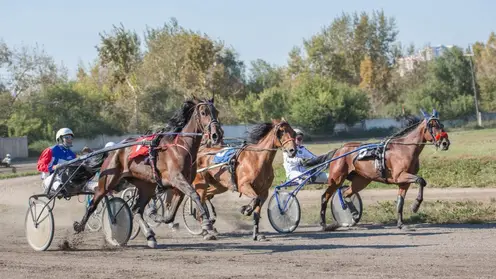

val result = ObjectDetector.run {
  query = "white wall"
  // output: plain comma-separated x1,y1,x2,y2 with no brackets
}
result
0,136,28,158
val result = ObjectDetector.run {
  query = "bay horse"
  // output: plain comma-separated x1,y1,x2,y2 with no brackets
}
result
305,109,450,231
73,97,223,248
190,119,297,241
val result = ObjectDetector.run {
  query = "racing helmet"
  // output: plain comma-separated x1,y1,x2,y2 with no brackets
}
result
56,128,74,148
293,128,304,136
105,141,116,148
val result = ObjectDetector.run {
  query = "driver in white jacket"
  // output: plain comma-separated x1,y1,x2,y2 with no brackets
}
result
282,129,329,184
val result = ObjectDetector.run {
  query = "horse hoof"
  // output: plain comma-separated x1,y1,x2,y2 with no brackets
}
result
203,234,217,241
147,238,157,248
400,225,416,232
169,223,179,231
209,228,219,236
323,224,340,231
73,222,83,233
239,205,253,216
254,234,268,241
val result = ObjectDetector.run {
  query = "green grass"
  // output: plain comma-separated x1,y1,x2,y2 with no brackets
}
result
271,127,496,189
300,199,496,226
0,171,39,180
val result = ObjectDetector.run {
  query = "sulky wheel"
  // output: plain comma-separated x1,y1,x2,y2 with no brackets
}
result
102,197,133,246
330,186,363,227
25,199,55,251
267,190,301,233
182,196,216,235
143,195,165,228
86,196,105,232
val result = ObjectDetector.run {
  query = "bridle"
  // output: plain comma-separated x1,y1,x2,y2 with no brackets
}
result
273,121,296,153
194,101,220,141
425,117,448,148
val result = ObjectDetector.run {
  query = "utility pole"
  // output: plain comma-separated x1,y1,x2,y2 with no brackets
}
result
464,45,482,127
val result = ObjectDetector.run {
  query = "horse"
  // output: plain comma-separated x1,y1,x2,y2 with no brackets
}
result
189,118,297,241
304,108,450,231
73,97,224,248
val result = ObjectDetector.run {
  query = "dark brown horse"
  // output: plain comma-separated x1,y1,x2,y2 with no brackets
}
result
191,119,297,241
73,97,223,248
305,109,450,231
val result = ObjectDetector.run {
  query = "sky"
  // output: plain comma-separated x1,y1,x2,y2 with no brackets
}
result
1,0,495,79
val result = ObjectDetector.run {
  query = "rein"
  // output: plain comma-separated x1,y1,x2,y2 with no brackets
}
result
149,101,219,172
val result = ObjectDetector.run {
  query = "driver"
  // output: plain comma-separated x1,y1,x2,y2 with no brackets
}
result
282,129,329,184
37,128,77,195
84,141,116,193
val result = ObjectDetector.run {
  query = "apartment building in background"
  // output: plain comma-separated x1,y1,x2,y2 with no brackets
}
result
397,44,455,76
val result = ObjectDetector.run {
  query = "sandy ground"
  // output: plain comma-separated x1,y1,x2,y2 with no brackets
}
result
1,174,496,279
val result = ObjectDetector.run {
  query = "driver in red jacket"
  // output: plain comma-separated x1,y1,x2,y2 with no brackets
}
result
37,128,77,195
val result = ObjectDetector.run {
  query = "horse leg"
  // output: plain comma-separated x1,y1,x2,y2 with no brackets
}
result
396,183,410,230
395,172,427,230
319,185,340,231
320,157,349,231
74,169,120,233
169,172,216,240
134,182,158,248
341,176,371,227
252,192,269,242
74,182,108,233
158,188,185,226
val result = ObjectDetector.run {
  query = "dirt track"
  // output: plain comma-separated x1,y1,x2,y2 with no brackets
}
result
1,175,496,279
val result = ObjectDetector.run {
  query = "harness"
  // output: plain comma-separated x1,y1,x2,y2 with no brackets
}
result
221,121,295,193
146,101,219,192
353,115,447,180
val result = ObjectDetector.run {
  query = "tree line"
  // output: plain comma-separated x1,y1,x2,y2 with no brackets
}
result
1,10,495,147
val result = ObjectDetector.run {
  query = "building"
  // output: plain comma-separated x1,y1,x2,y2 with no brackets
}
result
397,44,455,77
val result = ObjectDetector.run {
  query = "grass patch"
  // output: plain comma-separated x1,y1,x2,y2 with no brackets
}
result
0,171,39,180
270,128,496,189
361,199,496,225
300,199,496,226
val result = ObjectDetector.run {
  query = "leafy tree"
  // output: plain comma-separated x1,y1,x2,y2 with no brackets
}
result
96,23,142,132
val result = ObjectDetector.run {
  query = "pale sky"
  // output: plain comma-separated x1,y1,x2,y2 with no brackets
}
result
1,0,494,78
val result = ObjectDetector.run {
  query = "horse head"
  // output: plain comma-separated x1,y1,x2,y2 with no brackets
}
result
420,108,450,151
193,97,223,146
271,118,297,158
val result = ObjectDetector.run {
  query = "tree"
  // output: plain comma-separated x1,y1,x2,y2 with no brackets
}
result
96,23,142,132
473,32,496,111
289,74,370,133
0,40,65,102
247,59,283,94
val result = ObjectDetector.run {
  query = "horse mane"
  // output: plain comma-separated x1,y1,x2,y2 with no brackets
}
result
388,115,424,139
246,122,274,144
142,97,205,140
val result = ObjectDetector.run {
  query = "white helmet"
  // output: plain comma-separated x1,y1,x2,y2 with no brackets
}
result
56,128,74,148
6,154,10,157
56,128,74,142
294,128,304,136
105,142,116,148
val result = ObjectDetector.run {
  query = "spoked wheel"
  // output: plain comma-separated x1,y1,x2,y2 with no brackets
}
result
182,197,215,235
85,196,105,232
121,187,140,240
143,195,165,228
330,186,363,227
267,190,301,233
25,199,55,251
102,197,133,246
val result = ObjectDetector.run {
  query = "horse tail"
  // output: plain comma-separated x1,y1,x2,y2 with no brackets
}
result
302,148,338,167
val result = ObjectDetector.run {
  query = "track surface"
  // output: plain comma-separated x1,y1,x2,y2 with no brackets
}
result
1,175,496,279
